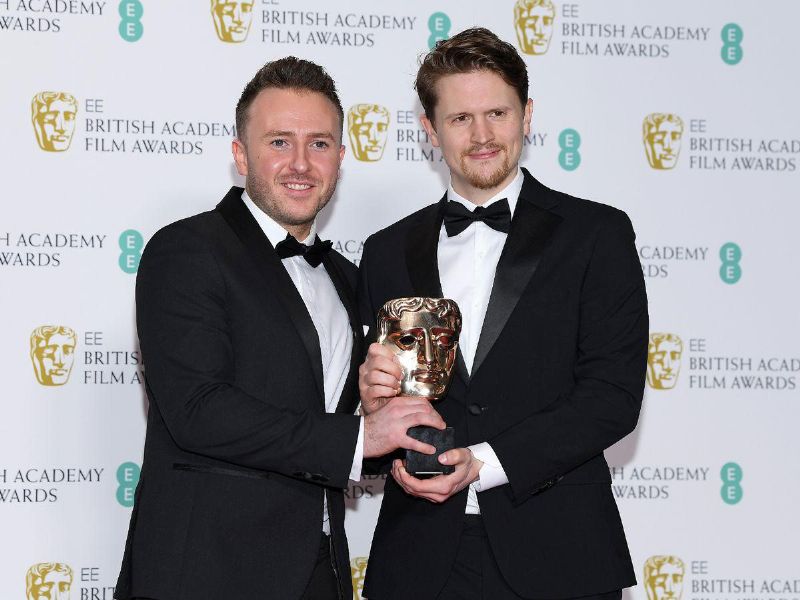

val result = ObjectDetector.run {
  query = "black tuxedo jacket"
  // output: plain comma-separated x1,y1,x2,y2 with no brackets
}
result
358,170,648,600
115,187,363,600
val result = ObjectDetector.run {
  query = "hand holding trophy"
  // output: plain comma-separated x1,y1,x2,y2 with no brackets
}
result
376,297,462,476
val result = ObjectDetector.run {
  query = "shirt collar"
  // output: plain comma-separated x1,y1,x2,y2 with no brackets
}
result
447,167,523,217
241,189,317,247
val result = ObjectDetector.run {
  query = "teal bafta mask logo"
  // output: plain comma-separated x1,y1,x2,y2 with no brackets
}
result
119,0,143,42
721,23,743,65
428,12,450,49
719,242,741,284
119,230,144,274
720,462,742,504
117,462,141,507
558,128,581,171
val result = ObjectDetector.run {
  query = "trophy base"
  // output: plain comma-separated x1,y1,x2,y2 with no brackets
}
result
405,426,455,478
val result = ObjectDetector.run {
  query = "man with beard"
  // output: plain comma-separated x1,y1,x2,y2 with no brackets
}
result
115,57,445,600
358,29,649,599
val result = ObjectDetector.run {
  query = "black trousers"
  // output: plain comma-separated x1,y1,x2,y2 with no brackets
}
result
436,515,623,600
300,533,340,600
131,534,338,600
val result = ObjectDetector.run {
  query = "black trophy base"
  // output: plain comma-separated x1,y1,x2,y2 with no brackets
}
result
405,426,455,477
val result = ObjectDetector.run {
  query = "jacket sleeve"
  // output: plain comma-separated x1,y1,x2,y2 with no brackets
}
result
136,222,360,488
489,209,648,502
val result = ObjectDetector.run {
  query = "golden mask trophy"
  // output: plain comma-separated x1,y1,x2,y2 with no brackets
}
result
377,297,462,477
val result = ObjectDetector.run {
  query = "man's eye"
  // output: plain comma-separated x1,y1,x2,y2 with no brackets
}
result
312,141,329,149
271,139,287,148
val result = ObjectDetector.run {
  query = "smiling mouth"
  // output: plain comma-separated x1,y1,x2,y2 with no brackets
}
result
282,182,314,191
466,145,504,161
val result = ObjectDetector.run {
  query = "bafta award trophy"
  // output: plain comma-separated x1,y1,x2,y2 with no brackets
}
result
377,297,462,477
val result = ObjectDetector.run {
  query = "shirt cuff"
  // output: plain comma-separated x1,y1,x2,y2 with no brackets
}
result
468,442,508,492
349,417,365,482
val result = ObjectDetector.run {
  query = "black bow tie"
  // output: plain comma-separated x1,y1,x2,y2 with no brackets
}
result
275,233,332,268
443,199,512,237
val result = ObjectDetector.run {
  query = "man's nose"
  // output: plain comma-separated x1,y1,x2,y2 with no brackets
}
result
290,145,310,173
470,117,493,145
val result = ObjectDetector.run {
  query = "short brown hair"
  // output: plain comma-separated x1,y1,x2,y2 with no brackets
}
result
235,56,344,142
415,27,529,122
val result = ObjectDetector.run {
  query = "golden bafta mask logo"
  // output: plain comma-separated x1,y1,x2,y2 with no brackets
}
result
514,0,556,55
348,104,390,162
647,333,683,390
643,114,684,170
31,92,78,152
211,0,253,43
30,325,77,386
350,556,368,599
26,563,73,600
644,556,685,600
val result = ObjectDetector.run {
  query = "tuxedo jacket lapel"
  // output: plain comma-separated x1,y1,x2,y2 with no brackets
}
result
404,195,470,385
216,188,325,404
471,172,563,378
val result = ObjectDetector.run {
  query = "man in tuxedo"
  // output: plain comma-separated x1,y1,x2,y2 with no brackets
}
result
115,57,444,600
358,28,649,599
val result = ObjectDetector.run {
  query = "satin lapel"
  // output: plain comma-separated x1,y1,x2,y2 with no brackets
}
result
471,174,563,377
322,253,364,415
404,195,470,385
216,188,325,404
404,196,446,298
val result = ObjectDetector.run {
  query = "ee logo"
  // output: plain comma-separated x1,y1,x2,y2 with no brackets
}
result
117,462,141,507
720,462,743,505
721,23,743,65
428,12,450,49
558,128,581,171
119,0,143,42
719,242,742,284
119,229,144,274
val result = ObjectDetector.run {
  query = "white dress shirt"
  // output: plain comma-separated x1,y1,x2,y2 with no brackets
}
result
242,191,364,534
438,167,523,514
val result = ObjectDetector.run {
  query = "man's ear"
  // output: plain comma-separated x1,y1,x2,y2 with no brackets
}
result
523,98,533,136
420,114,440,148
232,138,248,177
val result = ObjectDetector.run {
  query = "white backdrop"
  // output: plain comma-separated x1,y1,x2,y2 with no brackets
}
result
2,1,798,598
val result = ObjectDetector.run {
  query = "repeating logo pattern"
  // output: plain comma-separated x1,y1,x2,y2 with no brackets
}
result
26,563,73,600
514,0,555,55
116,462,140,507
348,104,390,162
720,462,743,504
211,0,253,43
647,333,683,390
721,23,743,65
428,12,450,49
32,92,78,152
119,230,144,274
719,242,742,284
643,113,684,170
558,128,581,170
644,556,685,600
30,326,77,386
118,0,143,42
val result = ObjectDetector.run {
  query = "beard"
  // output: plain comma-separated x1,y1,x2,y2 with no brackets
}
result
246,169,333,228
459,143,514,190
